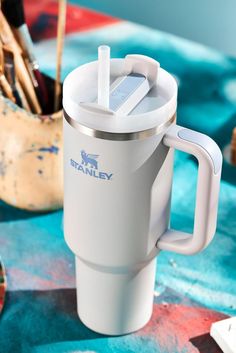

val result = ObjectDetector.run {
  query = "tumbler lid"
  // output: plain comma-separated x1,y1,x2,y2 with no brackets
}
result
63,56,177,134
94,53,159,115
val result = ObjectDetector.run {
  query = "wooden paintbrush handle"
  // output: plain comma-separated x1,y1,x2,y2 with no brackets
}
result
0,12,42,114
54,0,67,112
15,79,31,112
0,73,16,102
230,127,236,166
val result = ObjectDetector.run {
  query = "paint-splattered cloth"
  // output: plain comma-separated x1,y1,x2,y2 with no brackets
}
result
0,1,236,352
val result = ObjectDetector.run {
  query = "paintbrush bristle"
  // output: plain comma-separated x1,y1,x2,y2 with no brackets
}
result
2,0,25,28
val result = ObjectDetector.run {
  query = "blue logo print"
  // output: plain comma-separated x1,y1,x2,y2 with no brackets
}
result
70,150,113,181
81,150,98,169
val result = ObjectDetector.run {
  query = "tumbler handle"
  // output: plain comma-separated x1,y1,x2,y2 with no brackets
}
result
157,124,222,255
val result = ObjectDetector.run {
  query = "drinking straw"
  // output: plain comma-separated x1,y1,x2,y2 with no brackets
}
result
97,45,110,108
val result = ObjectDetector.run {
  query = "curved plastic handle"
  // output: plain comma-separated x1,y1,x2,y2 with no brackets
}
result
157,124,222,255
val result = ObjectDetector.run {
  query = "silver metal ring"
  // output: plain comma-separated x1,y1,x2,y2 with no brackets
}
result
64,110,176,141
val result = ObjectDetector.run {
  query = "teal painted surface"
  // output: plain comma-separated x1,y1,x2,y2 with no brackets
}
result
1,18,236,353
70,0,236,56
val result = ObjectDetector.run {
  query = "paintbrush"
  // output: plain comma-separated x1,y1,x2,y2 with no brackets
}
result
2,0,49,112
0,40,16,102
2,42,31,111
15,80,31,112
3,46,31,111
54,0,67,112
0,11,41,114
3,46,23,107
230,127,236,165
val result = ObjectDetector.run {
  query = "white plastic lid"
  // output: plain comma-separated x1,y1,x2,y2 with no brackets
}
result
63,58,177,134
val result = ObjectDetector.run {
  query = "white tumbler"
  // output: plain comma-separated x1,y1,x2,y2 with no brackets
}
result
63,54,222,335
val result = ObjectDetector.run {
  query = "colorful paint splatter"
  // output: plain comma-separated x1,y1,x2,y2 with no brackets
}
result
26,145,59,155
0,1,235,352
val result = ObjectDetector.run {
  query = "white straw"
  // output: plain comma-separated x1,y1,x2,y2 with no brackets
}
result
97,45,110,108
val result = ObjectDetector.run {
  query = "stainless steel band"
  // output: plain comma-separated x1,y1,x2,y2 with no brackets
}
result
64,110,176,141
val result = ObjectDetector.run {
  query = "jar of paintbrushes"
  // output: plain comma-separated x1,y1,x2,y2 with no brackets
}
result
0,0,66,211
